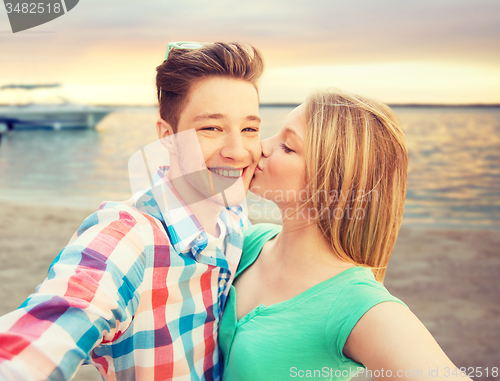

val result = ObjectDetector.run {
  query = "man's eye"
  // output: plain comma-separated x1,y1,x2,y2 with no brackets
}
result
280,143,294,154
200,127,221,132
242,127,259,133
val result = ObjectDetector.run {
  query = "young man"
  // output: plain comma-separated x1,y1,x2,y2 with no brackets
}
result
0,42,263,381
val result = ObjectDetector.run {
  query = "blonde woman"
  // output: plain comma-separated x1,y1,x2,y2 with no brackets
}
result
219,90,471,380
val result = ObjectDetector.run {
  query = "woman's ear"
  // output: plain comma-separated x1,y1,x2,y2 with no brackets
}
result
156,118,176,152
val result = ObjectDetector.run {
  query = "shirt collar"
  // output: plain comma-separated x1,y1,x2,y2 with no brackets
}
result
132,166,239,256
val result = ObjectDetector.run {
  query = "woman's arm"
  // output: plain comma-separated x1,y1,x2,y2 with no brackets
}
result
344,301,472,381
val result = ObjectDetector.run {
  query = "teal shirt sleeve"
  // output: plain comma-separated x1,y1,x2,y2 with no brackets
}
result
325,274,408,363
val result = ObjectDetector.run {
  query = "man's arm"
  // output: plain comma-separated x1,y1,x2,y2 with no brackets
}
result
0,204,147,381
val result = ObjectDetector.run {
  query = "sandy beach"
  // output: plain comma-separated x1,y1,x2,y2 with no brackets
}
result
0,201,499,381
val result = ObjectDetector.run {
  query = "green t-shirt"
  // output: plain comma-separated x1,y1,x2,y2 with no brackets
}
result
219,223,407,380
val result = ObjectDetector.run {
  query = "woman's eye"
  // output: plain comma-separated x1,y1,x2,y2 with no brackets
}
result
279,143,294,154
200,127,220,132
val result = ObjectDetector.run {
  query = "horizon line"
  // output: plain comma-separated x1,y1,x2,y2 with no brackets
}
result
1,102,500,108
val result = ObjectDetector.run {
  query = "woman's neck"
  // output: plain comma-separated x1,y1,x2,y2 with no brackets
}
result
253,203,355,291
272,203,347,269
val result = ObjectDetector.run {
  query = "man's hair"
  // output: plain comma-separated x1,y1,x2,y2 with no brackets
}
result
303,89,409,282
156,42,264,132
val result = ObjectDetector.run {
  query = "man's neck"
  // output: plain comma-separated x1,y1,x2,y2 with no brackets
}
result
187,198,224,238
166,166,224,237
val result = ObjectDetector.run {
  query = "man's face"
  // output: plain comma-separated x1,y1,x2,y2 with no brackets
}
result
162,76,261,206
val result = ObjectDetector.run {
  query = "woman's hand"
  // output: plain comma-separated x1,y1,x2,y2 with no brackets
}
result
344,302,472,381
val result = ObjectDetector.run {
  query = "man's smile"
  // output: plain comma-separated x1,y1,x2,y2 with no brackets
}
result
208,166,245,179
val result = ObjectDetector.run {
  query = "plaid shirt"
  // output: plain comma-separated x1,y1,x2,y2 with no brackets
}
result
0,166,250,381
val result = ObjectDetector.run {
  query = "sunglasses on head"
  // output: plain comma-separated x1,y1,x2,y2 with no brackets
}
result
164,41,205,61
160,41,206,101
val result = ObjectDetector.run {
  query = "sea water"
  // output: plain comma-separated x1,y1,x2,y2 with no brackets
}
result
0,106,499,229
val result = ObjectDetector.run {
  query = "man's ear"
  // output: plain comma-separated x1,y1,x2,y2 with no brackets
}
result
156,118,176,152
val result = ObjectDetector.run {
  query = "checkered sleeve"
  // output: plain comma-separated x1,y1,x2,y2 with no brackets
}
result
0,203,148,381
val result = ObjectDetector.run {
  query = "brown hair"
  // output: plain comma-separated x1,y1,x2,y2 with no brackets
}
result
156,42,264,132
304,90,408,282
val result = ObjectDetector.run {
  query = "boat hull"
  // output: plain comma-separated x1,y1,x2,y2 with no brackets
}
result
0,105,112,130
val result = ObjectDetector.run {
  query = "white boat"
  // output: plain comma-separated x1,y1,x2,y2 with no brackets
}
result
0,84,112,131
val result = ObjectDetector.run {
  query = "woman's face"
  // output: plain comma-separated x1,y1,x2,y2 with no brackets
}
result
250,104,307,206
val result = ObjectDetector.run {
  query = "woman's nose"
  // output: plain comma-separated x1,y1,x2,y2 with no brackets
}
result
260,138,272,158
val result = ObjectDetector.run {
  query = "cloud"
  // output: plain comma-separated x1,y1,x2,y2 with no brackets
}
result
3,0,500,61
1,0,499,103
260,62,500,104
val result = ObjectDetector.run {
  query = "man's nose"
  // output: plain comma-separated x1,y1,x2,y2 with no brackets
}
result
220,131,248,162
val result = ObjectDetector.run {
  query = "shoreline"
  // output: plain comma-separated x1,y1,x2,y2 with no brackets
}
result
1,201,499,380
1,195,498,231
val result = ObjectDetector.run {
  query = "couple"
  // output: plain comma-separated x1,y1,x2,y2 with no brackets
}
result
0,42,466,381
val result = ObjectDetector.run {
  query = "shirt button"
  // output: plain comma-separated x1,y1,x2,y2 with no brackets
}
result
196,235,203,241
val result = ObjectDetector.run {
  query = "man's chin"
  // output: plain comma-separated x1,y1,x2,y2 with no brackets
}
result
205,192,244,208
209,184,247,207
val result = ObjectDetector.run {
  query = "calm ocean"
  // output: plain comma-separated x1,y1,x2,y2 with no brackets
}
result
0,106,499,229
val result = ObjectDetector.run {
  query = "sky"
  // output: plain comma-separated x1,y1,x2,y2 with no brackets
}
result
1,0,500,105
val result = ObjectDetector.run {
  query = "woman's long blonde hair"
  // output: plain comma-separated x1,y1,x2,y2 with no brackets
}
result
304,90,408,282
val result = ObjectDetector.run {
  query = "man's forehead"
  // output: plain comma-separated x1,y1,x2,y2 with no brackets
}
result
176,77,260,128
192,113,261,123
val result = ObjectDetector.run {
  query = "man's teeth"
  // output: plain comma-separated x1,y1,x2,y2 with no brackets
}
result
209,168,243,178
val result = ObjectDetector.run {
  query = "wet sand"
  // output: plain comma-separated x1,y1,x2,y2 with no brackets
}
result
0,201,499,381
